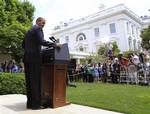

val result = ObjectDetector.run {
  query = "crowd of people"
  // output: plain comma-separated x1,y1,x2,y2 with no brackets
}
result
68,53,150,84
0,53,150,85
0,60,24,73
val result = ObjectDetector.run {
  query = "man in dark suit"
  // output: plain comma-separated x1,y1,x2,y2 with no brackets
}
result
22,17,60,109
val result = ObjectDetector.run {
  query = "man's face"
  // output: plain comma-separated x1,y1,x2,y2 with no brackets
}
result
37,19,46,28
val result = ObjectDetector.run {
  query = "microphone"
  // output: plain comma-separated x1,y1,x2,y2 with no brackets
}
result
49,36,57,43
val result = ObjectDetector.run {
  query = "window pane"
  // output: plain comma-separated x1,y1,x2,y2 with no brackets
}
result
94,28,99,37
65,36,69,43
79,47,84,51
109,23,116,33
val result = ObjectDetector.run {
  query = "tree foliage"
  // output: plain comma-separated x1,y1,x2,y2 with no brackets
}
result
97,44,107,56
141,25,150,50
85,42,120,63
111,42,120,56
0,0,35,62
85,54,106,64
97,42,120,57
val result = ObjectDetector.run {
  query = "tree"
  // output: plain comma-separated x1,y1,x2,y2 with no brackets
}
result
85,53,106,64
0,0,35,63
97,42,120,58
141,25,150,50
97,44,107,56
111,42,120,56
84,42,121,63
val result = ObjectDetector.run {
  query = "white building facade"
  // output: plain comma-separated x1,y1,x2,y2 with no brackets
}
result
51,4,149,62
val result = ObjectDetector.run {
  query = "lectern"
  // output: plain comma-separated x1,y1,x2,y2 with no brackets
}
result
41,43,70,108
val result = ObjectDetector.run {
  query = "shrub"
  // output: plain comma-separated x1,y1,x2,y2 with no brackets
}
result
0,73,26,95
122,50,139,58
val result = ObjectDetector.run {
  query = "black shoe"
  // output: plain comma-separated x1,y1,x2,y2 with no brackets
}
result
41,104,49,108
31,106,47,110
40,106,47,109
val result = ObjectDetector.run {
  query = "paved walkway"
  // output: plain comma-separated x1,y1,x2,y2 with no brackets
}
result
0,94,123,114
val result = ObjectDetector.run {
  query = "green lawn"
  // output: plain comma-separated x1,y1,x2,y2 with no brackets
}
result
66,82,150,114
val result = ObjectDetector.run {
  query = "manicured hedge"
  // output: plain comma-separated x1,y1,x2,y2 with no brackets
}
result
0,73,26,95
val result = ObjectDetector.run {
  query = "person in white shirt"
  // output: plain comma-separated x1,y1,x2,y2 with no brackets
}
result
133,54,140,65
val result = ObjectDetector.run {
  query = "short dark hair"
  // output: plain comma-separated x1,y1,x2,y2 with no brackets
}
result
36,17,45,23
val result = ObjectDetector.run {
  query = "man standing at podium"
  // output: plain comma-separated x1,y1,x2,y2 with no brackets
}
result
22,17,60,109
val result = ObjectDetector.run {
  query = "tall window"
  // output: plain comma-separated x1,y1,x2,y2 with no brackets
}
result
56,39,60,43
126,22,129,33
109,23,116,33
94,27,99,37
65,36,69,43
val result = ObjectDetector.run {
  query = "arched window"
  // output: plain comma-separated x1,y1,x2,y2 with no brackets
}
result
79,36,83,41
76,33,86,41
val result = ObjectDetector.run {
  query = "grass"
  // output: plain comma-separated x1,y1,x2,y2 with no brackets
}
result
66,82,150,114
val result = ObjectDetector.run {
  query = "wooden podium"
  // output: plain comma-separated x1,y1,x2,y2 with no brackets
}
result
41,43,70,108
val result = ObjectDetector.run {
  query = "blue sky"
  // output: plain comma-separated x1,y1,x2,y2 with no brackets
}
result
27,0,150,39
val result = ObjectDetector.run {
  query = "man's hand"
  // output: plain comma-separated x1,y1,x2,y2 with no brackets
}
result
55,43,62,48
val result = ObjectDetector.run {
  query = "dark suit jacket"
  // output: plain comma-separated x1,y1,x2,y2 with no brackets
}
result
22,25,55,63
